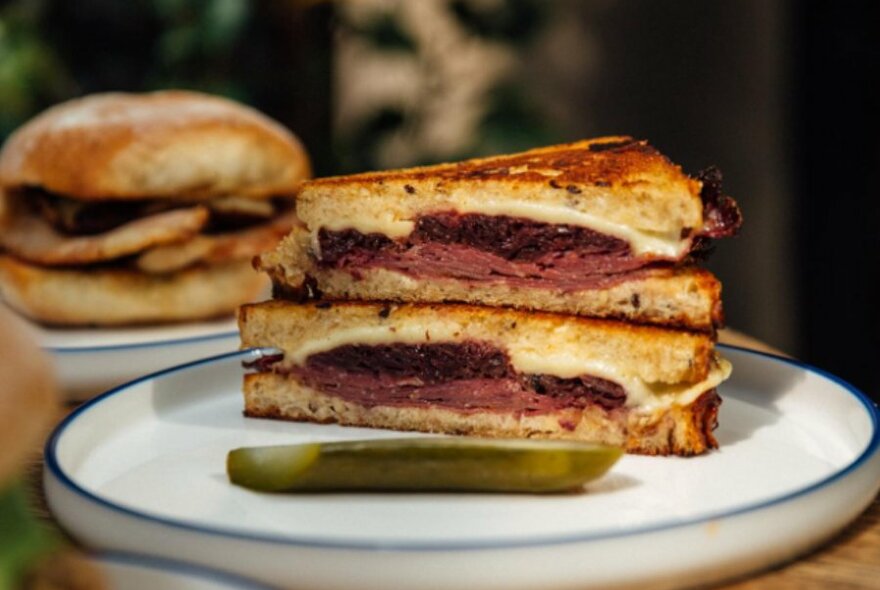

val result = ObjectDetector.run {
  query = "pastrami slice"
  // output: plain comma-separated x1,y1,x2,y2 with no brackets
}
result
314,211,671,295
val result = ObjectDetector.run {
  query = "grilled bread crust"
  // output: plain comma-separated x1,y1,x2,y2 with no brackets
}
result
239,300,714,386
259,226,724,331
0,255,268,326
296,136,703,240
0,306,56,483
0,91,311,200
242,372,721,456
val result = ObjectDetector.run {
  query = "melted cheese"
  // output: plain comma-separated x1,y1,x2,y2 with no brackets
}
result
317,199,688,258
290,324,460,364
319,214,414,239
456,200,687,258
507,349,730,409
287,326,731,412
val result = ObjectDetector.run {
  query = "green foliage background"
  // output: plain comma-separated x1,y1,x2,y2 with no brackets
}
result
0,0,557,174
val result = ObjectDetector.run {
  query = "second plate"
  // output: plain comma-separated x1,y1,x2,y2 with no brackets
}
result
34,317,240,398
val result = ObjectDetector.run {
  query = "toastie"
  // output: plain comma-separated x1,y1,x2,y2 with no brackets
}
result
258,137,740,331
239,301,730,456
0,91,311,325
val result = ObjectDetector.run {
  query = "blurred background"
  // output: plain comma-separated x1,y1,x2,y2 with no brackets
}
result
1,0,877,398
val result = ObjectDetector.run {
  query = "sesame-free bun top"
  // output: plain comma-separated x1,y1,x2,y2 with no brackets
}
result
0,90,311,200
0,306,57,485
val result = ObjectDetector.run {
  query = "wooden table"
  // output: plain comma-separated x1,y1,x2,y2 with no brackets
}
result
25,329,880,589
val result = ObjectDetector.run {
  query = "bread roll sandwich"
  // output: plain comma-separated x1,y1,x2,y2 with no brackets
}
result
259,137,740,332
239,301,730,456
0,91,311,325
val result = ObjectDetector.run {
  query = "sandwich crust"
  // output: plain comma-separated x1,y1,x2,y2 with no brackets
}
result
0,255,268,326
0,91,311,200
0,306,56,484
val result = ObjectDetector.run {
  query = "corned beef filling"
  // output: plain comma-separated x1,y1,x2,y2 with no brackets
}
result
248,342,627,416
314,168,741,290
411,213,629,262
317,214,656,291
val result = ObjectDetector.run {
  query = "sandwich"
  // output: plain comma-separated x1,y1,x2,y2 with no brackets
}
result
258,137,740,332
239,301,730,456
0,307,103,588
241,138,739,456
0,90,311,326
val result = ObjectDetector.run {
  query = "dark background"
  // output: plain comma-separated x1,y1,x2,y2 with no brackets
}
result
793,3,879,401
576,1,880,401
1,0,878,398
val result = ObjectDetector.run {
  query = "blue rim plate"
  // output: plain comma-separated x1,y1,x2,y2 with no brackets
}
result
45,345,880,550
42,345,880,589
26,317,240,397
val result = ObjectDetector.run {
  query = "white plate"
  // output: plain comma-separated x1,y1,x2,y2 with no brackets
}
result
28,316,239,398
44,346,880,590
93,552,271,589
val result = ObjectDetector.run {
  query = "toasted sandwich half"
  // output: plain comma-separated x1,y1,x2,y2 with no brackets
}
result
239,301,731,456
258,137,741,332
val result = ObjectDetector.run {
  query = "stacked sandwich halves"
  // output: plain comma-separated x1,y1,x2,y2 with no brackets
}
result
239,137,742,455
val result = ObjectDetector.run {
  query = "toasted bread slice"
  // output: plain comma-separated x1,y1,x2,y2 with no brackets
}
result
0,256,267,326
260,225,724,331
296,137,711,259
238,301,730,455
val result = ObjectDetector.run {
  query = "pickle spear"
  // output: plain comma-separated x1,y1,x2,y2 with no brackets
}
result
227,438,622,493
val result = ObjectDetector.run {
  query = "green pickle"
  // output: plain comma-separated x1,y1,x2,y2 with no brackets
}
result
227,438,623,493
